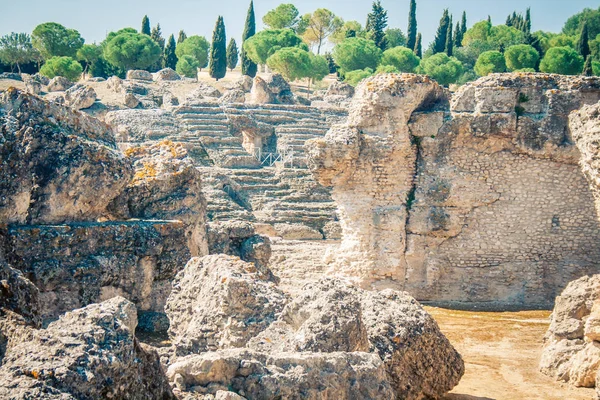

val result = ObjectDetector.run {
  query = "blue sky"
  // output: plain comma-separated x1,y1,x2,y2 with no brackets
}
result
0,0,598,50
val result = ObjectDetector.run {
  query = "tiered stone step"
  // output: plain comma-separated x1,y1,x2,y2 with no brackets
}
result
224,167,338,230
198,167,255,222
175,103,258,168
275,123,330,168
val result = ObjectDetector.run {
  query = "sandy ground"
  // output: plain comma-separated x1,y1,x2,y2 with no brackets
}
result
430,307,595,400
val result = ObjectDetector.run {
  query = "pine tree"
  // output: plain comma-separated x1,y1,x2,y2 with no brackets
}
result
433,9,450,54
583,55,593,76
445,16,453,56
414,33,422,58
487,15,491,24
453,21,462,48
461,12,467,37
210,16,227,81
226,38,239,71
367,0,388,50
407,0,417,52
164,34,177,70
141,15,151,35
150,23,165,71
241,0,257,77
177,30,187,44
525,8,531,34
578,21,590,59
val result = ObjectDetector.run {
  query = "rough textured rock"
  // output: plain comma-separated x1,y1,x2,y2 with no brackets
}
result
232,75,253,92
326,81,355,98
249,76,273,104
571,102,600,216
249,278,464,400
306,72,600,307
220,89,246,104
24,79,42,95
0,297,175,399
123,92,140,108
154,68,181,81
47,76,73,92
0,88,132,225
274,223,324,240
541,275,600,387
105,109,181,142
0,72,22,81
64,84,97,110
249,74,294,105
8,220,191,321
167,349,394,400
109,140,208,256
207,221,272,272
189,82,222,99
127,69,153,81
106,75,124,93
165,255,286,356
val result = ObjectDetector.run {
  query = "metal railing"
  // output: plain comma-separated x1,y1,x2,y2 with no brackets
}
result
253,147,294,167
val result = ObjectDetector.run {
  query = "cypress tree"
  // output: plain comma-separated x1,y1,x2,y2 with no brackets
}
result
177,30,187,44
164,34,177,70
461,12,467,37
525,8,531,34
445,16,453,56
226,38,239,71
453,21,462,48
583,55,593,76
407,0,417,52
241,0,257,77
433,9,450,54
210,16,227,81
150,24,165,71
578,21,590,59
487,15,491,24
367,0,388,50
414,33,422,58
141,15,151,35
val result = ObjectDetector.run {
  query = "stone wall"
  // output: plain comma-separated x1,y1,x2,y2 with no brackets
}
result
307,73,600,307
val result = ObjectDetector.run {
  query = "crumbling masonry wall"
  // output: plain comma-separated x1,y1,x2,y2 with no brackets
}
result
307,73,600,307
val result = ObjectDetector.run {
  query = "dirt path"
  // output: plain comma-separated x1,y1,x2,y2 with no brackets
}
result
426,307,595,400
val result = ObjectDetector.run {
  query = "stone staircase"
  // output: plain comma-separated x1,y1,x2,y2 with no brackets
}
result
174,103,259,168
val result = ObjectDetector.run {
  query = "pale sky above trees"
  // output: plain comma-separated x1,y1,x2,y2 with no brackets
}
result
0,0,598,51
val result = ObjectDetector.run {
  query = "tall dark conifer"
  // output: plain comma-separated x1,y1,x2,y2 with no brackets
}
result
210,16,227,81
453,21,462,48
226,38,239,71
164,34,177,70
241,1,257,77
141,15,151,35
407,0,417,52
414,33,422,58
578,21,591,59
461,12,467,36
177,30,187,44
445,16,453,56
367,0,388,50
583,55,593,76
525,8,531,34
150,24,165,71
487,15,491,24
433,9,450,54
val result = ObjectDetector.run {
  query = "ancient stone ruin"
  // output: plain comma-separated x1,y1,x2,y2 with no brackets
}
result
306,73,600,308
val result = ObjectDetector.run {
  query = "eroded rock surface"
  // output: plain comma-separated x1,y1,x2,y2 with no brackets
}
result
307,73,600,307
207,221,272,272
0,88,132,225
165,255,286,356
0,297,175,399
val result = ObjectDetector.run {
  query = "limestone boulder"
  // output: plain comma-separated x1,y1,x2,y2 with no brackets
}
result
165,255,287,356
249,76,273,104
207,220,273,273
108,140,208,256
127,69,153,81
153,68,181,81
0,297,175,399
326,80,355,98
193,82,222,98
233,75,253,92
264,73,291,95
541,275,600,387
24,80,42,95
274,223,324,240
220,89,246,104
0,72,22,81
167,349,394,400
47,76,73,92
32,73,49,85
123,92,140,108
249,278,464,400
106,75,124,93
571,102,600,214
64,84,97,110
0,88,132,225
